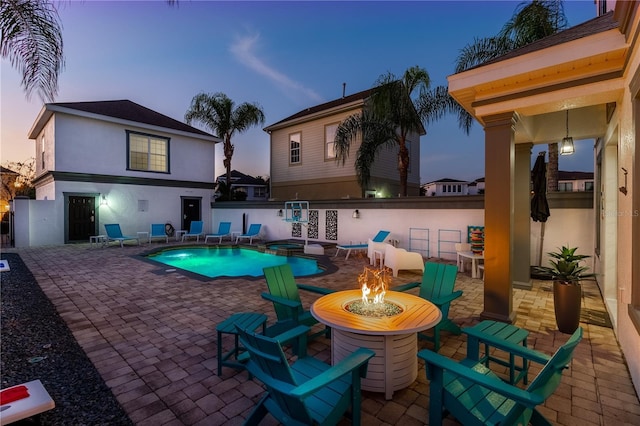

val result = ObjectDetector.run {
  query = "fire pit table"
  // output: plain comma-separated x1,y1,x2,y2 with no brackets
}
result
311,289,441,399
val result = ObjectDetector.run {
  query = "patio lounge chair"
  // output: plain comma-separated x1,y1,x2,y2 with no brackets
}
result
237,325,374,426
392,262,461,351
204,222,232,244
149,223,168,243
104,224,139,248
383,243,425,277
418,327,583,426
261,264,334,341
334,230,390,260
235,223,261,244
181,220,204,242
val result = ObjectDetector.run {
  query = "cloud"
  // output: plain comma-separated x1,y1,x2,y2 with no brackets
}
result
230,33,323,103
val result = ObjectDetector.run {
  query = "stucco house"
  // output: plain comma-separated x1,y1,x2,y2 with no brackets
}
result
263,88,423,200
25,100,220,245
422,178,470,196
447,2,639,395
558,170,595,192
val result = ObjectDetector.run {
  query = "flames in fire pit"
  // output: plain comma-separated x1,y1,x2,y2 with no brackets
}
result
344,267,403,317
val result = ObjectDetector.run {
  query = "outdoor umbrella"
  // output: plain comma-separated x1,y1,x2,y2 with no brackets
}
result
531,152,550,268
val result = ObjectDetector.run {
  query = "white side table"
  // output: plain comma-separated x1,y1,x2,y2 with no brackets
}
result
137,231,149,244
89,235,106,248
373,249,385,269
175,230,187,241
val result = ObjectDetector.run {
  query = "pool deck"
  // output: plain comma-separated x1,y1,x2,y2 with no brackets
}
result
4,240,640,425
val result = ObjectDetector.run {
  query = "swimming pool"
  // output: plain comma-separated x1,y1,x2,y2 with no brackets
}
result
145,247,323,278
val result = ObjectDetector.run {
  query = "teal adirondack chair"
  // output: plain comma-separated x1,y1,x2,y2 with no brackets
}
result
392,262,462,351
261,264,335,340
237,324,375,426
418,327,583,426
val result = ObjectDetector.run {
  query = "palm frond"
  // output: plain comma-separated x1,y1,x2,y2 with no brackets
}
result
455,36,514,73
1,0,64,102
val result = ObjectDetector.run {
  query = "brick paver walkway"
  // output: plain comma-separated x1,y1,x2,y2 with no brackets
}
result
6,241,640,425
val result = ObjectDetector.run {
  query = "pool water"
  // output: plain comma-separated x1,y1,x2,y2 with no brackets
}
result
146,247,322,278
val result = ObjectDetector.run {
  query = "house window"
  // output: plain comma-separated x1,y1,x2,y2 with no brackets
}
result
558,182,573,192
406,140,412,173
325,123,338,159
585,181,594,191
290,132,301,164
41,136,45,170
127,131,169,172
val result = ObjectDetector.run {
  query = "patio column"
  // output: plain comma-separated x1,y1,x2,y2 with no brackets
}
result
513,143,533,290
482,112,516,323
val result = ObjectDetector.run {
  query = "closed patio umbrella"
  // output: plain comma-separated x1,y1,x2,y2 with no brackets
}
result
531,152,550,270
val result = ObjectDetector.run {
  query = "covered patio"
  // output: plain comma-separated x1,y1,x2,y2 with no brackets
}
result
2,242,638,425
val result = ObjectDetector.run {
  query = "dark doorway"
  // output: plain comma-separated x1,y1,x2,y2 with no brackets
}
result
68,196,96,241
181,197,201,231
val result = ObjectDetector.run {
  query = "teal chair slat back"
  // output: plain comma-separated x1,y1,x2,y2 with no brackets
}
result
104,224,123,238
264,264,302,321
237,327,312,423
217,222,231,234
372,230,390,242
247,223,261,235
189,221,203,234
150,224,165,236
419,262,458,317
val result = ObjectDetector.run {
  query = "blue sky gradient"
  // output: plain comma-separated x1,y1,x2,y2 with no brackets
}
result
1,0,597,183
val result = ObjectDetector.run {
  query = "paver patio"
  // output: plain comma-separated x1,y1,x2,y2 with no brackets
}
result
4,241,640,425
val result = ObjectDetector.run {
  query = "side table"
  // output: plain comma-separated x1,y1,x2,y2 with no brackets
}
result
89,235,106,248
462,320,530,385
137,231,149,244
216,312,267,376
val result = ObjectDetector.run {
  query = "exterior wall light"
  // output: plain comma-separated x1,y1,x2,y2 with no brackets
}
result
560,110,575,155
352,209,360,219
100,195,108,206
277,209,283,217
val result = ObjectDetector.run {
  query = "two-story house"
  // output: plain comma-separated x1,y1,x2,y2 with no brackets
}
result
27,100,220,244
557,170,594,192
263,88,423,200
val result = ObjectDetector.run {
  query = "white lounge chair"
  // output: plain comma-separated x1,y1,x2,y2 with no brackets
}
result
149,223,168,243
235,223,262,244
205,222,232,244
383,243,425,277
334,230,390,260
104,224,139,248
181,221,204,242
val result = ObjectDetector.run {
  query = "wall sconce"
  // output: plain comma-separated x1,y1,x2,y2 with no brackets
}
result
352,209,360,219
99,195,108,206
560,110,575,155
619,167,628,195
277,209,283,217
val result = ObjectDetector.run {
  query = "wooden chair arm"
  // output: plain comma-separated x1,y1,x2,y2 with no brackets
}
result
296,283,336,295
430,290,463,306
291,348,375,399
462,327,551,365
418,349,544,407
390,281,420,292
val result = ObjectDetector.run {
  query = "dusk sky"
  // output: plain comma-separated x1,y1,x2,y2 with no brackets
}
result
1,0,597,184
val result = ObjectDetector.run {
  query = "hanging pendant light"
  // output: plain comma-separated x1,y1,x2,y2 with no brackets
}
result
560,110,575,155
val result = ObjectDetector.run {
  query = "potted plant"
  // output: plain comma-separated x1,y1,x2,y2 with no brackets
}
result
540,246,596,334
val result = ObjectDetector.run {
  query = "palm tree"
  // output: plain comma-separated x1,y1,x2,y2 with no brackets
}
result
0,0,65,102
185,92,265,197
453,0,569,191
335,66,450,197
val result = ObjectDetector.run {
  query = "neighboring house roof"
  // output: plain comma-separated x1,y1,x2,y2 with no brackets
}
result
217,170,266,186
28,100,219,141
264,88,373,131
424,178,469,185
479,12,618,68
558,170,594,180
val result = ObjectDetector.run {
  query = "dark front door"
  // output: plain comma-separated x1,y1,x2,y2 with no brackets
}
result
182,197,201,231
69,196,95,241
